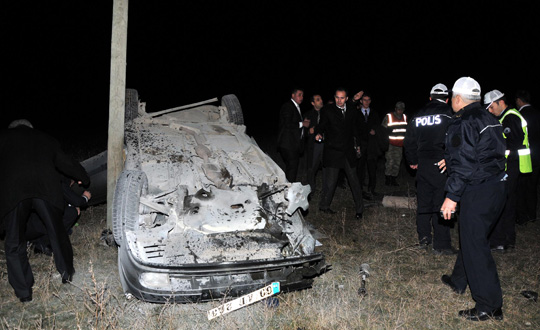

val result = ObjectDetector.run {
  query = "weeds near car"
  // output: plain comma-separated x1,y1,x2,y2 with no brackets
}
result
1,165,539,329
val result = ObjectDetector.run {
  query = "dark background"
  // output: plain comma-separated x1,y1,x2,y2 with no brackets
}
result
3,1,539,156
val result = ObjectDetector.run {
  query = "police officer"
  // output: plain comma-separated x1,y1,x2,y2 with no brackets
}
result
404,83,456,255
440,77,507,321
484,90,532,252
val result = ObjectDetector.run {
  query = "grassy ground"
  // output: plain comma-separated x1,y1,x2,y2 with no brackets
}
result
1,158,539,329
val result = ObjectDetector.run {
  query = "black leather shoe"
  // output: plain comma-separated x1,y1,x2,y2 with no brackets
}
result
62,273,73,284
458,307,503,321
319,208,337,215
20,296,32,303
355,212,363,220
441,275,465,294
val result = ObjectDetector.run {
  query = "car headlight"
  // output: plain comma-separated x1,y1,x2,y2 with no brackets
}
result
140,272,170,289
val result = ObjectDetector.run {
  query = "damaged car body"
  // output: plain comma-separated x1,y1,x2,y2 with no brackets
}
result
113,90,329,303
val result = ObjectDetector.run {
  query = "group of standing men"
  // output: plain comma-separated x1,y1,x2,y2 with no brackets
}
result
278,87,391,220
278,77,539,322
405,77,538,322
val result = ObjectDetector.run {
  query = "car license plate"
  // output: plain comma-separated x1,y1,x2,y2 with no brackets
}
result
207,282,280,320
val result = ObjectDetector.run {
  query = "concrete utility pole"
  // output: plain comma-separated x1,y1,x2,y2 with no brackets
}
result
107,0,129,228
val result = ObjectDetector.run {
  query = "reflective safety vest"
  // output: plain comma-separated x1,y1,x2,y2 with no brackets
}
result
500,108,532,173
387,113,407,147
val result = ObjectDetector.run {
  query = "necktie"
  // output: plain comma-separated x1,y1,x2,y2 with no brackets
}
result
364,110,368,122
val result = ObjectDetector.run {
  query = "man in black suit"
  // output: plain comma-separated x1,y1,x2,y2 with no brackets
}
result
0,119,90,302
304,94,324,191
357,93,386,198
277,88,310,182
315,88,364,219
516,90,540,224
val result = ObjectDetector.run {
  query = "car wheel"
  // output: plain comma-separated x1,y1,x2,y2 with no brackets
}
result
221,94,244,125
125,89,139,124
112,170,148,246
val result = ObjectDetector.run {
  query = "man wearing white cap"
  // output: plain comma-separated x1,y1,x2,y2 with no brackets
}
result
440,77,507,321
403,83,456,255
484,90,532,253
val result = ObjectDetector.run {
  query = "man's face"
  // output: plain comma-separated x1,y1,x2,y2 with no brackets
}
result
292,90,304,105
487,100,505,117
360,96,371,109
451,95,461,112
515,98,524,108
334,91,348,108
311,95,323,110
395,108,404,116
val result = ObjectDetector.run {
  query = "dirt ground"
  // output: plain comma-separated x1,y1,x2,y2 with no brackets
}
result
1,156,539,329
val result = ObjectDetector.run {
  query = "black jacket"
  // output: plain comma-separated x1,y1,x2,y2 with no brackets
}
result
444,102,506,202
404,99,453,164
315,101,361,168
277,100,304,152
498,108,525,161
0,126,90,219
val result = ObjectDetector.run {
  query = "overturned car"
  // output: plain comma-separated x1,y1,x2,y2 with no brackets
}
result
112,90,329,303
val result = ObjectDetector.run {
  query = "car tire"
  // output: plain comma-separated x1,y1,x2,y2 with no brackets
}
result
112,170,148,246
125,89,139,124
221,94,244,125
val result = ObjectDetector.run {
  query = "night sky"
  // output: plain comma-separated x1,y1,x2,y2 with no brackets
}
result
4,1,539,155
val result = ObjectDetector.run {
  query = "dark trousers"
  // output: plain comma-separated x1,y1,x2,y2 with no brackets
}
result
26,206,79,246
307,142,324,190
319,161,364,214
416,158,452,249
357,152,377,192
279,147,300,183
450,177,507,312
490,158,519,246
3,199,74,298
517,165,540,223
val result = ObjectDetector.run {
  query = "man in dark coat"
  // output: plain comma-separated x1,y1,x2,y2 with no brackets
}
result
304,94,324,191
315,88,364,219
357,93,386,198
516,90,540,224
0,119,90,302
277,88,310,182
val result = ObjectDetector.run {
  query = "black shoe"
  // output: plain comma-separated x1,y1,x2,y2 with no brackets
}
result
441,275,465,294
414,237,430,250
319,208,337,215
62,273,73,284
432,247,458,256
20,296,32,303
490,245,508,253
458,307,503,321
355,212,363,220
34,244,53,256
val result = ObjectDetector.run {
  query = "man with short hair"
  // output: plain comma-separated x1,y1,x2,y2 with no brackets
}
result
315,88,364,219
382,101,407,186
484,90,531,252
440,77,507,321
357,93,385,199
304,94,324,191
516,90,540,224
404,83,456,255
277,88,310,182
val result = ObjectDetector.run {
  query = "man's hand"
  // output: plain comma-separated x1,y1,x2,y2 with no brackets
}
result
315,134,323,142
369,129,375,135
309,127,315,135
83,191,92,200
440,198,457,220
436,159,446,173
353,91,364,101
410,164,418,170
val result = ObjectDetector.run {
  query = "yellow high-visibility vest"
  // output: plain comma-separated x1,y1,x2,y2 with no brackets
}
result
500,108,532,173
